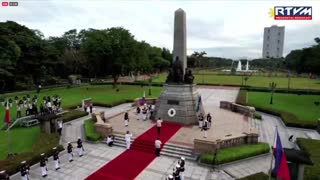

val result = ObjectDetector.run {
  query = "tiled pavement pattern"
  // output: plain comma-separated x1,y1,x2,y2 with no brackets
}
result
9,87,320,180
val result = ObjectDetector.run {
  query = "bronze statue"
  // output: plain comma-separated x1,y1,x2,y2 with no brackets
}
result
166,56,184,83
184,69,194,84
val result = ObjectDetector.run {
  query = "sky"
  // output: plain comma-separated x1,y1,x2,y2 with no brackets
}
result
0,0,319,59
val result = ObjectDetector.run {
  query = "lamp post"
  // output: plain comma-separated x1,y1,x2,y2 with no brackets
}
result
269,82,277,104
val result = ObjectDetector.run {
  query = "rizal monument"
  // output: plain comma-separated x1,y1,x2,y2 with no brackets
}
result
154,8,204,125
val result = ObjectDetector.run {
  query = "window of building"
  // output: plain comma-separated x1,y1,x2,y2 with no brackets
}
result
267,36,270,40
268,29,270,33
267,44,269,47
278,32,281,36
277,40,280,44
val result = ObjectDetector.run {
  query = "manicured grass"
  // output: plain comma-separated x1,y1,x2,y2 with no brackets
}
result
200,143,270,165
84,119,101,142
153,73,320,90
0,85,162,160
296,138,320,180
0,126,40,160
248,92,320,125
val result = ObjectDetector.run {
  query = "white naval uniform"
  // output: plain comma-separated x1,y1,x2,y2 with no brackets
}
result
125,133,132,149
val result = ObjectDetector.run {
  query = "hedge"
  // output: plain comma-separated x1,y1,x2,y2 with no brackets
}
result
84,119,101,142
296,138,320,180
200,143,270,165
241,86,320,95
0,133,63,175
94,99,133,108
62,110,89,123
253,106,317,129
237,172,270,180
253,112,262,120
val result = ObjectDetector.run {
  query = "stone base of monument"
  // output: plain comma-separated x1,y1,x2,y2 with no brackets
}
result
154,83,204,125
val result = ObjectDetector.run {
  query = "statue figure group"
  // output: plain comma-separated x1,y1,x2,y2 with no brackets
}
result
166,56,194,84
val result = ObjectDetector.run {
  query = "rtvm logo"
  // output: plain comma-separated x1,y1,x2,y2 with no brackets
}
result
272,6,312,20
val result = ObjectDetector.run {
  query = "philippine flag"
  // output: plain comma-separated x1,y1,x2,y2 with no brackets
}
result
4,102,10,125
272,130,290,180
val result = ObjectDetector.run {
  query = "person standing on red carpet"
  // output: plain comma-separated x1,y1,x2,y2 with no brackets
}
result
155,138,162,156
125,131,132,149
157,117,163,135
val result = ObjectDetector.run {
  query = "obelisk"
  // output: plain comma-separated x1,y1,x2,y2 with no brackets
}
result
173,8,187,76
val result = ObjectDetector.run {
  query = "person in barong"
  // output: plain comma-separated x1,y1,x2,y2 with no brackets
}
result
206,113,212,129
67,142,74,162
202,118,208,138
53,147,60,170
142,106,147,120
77,137,84,157
40,153,48,177
198,113,204,128
125,131,132,150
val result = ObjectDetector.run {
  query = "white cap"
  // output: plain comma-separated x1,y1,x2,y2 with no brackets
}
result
181,157,185,161
41,153,45,156
176,164,180,168
0,170,5,173
168,175,173,178
53,147,57,150
78,137,81,139
68,142,71,144
21,161,26,164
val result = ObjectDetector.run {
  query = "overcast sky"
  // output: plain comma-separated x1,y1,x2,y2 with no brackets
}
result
0,0,319,59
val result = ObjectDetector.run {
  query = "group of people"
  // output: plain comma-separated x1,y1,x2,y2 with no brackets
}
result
136,104,154,121
83,103,93,114
198,113,212,138
167,157,186,180
0,138,84,180
13,95,63,119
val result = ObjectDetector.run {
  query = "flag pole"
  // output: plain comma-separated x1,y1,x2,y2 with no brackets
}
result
268,125,277,180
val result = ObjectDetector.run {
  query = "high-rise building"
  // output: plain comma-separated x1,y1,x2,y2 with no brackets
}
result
262,25,285,58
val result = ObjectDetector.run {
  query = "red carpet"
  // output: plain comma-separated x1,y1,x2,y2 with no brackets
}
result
86,122,182,180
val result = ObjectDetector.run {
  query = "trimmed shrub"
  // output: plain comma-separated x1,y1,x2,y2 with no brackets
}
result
64,104,81,110
296,138,320,179
253,112,262,120
237,172,269,180
236,90,247,105
94,99,133,108
84,119,101,142
0,133,63,175
242,86,320,95
62,110,88,123
200,143,270,165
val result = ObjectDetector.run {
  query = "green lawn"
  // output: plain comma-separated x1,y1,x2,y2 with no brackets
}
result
248,92,320,124
200,143,270,165
296,138,320,180
0,85,162,160
0,126,40,160
84,119,101,142
153,73,320,90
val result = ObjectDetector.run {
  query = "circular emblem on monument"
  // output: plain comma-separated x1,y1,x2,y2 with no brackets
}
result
168,108,176,117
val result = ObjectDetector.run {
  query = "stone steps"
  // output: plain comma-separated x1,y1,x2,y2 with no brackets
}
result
112,135,197,160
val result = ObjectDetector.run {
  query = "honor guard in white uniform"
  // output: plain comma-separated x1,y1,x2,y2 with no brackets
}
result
20,161,29,180
173,164,181,180
40,153,48,177
0,170,9,180
53,147,60,170
198,113,204,128
178,157,185,180
77,137,84,157
67,142,73,162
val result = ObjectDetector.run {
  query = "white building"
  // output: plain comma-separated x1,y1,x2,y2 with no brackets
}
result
262,25,285,58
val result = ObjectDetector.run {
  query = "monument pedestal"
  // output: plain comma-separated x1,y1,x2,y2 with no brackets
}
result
154,84,203,125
